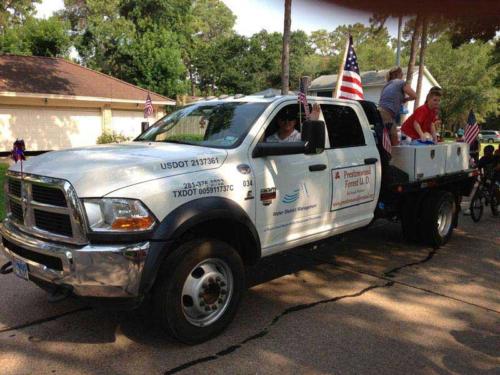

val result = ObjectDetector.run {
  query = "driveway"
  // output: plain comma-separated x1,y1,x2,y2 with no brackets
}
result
0,207,498,374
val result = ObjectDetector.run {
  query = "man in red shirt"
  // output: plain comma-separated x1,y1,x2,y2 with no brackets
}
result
401,86,442,143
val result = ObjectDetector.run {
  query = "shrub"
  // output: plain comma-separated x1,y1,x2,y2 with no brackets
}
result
96,131,131,144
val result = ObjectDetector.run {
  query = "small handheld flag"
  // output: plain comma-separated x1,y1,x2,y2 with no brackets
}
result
464,109,479,145
144,92,154,118
337,35,364,101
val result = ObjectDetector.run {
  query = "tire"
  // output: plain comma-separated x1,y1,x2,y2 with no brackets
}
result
470,190,484,223
490,186,499,217
419,191,456,247
153,239,245,344
400,193,425,243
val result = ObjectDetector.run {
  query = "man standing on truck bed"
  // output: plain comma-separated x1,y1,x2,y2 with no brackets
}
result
378,66,417,145
401,86,442,144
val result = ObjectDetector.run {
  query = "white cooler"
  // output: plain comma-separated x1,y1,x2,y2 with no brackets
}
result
444,142,469,174
390,144,446,181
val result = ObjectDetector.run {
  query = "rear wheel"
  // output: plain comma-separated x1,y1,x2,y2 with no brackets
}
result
490,185,499,216
470,190,484,222
153,239,245,344
419,191,456,247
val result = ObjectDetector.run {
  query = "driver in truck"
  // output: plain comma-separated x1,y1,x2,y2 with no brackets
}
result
266,103,321,143
401,86,442,144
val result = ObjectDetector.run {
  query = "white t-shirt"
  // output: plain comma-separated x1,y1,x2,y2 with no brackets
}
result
266,129,301,143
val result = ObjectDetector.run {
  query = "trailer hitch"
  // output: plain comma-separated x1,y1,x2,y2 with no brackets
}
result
0,261,13,274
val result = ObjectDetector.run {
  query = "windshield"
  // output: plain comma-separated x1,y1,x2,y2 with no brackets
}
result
136,101,269,148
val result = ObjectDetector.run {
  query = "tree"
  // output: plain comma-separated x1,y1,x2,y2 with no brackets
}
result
425,38,498,129
406,15,422,86
415,16,429,106
309,29,334,56
281,0,292,94
0,17,71,57
0,0,40,33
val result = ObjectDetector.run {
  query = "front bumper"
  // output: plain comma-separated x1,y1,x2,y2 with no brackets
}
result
0,219,150,298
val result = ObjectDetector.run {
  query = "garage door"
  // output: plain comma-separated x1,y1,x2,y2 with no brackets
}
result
0,106,102,151
110,110,148,140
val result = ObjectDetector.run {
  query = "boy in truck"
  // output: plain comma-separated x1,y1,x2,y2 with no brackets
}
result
401,86,442,144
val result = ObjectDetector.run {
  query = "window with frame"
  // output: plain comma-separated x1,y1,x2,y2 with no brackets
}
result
320,104,365,148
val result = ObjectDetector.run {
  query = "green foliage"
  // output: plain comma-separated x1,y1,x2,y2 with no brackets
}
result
0,162,7,220
0,0,40,32
425,39,499,129
96,131,130,144
0,17,71,57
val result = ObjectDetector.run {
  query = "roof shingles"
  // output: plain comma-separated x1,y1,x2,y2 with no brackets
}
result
0,55,173,103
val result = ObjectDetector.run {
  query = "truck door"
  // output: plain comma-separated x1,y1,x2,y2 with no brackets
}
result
320,103,380,230
250,103,330,255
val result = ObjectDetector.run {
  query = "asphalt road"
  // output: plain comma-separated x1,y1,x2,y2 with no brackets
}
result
0,207,499,375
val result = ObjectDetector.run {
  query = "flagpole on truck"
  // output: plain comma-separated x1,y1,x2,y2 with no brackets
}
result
333,33,350,99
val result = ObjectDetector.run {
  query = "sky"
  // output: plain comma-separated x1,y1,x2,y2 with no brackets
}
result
36,0,401,36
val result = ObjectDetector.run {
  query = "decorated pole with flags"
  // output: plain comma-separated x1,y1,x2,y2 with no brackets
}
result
11,139,26,177
298,76,311,122
464,109,479,145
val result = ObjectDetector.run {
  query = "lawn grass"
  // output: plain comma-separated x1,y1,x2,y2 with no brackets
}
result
0,162,8,220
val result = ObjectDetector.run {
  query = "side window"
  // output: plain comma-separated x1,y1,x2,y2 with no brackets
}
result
321,104,365,148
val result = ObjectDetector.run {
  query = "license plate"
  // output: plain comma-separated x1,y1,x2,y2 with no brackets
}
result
13,259,29,281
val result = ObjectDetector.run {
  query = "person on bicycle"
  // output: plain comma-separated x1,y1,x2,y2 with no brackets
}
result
478,145,500,182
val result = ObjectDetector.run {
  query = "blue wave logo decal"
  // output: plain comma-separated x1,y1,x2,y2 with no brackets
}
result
282,189,300,204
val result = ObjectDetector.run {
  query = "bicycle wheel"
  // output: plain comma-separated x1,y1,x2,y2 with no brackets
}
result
470,190,484,222
490,186,499,216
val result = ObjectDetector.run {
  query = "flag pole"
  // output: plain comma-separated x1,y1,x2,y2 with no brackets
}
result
333,33,350,99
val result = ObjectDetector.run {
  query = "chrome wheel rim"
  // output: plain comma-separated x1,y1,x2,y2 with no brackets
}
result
181,258,233,327
437,200,453,237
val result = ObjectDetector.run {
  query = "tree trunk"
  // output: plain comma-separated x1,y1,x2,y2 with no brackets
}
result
415,16,429,107
396,16,402,66
281,0,292,95
406,15,422,86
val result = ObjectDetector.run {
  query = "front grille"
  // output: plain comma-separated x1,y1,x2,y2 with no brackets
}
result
34,209,73,237
2,237,63,271
8,179,21,197
5,173,86,244
32,185,67,207
10,201,23,222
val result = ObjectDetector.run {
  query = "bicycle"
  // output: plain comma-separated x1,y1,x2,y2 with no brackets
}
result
470,172,499,222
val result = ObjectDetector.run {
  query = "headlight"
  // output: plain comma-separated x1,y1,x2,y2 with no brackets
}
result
83,198,155,232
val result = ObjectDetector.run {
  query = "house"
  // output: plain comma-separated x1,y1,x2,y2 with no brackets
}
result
0,55,175,152
309,66,440,117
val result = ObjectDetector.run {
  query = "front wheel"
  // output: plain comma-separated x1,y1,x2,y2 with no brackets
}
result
153,239,245,344
470,190,484,222
419,191,456,247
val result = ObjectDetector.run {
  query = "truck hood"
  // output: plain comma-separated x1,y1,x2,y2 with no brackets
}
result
10,142,228,197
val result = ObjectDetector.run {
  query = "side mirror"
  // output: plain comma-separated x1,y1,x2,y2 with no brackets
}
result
252,141,306,158
301,120,325,154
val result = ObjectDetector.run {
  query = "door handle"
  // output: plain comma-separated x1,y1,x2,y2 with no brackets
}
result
309,164,327,172
364,158,378,165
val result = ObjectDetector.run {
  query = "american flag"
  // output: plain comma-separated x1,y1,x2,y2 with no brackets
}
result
298,77,310,119
144,92,154,118
382,127,392,155
338,36,364,101
464,109,479,145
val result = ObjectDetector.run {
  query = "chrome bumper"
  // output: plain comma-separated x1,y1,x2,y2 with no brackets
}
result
0,219,150,298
